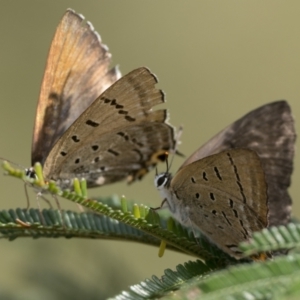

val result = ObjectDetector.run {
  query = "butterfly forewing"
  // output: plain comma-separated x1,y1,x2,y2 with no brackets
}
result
180,101,295,226
43,67,175,187
32,9,120,166
171,148,268,258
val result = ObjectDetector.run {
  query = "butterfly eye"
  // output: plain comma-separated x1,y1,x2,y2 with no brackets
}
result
156,174,167,187
25,168,38,180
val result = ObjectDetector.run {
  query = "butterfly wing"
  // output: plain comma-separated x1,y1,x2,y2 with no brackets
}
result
171,148,268,259
32,9,120,166
43,67,176,187
180,101,295,226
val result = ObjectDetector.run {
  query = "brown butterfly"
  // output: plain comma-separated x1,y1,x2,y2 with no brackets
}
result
155,101,295,258
28,9,176,189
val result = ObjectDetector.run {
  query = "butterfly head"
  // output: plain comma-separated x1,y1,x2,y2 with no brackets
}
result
25,167,38,180
154,149,173,191
154,171,180,216
154,172,172,191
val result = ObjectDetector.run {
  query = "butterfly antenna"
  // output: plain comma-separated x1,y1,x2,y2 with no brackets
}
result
165,155,170,173
167,125,183,171
0,157,26,170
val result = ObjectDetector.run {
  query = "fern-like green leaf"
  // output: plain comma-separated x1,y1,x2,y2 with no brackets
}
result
240,223,300,257
112,254,300,300
2,162,235,266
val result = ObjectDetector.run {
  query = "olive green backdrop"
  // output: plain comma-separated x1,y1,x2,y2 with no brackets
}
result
0,1,299,299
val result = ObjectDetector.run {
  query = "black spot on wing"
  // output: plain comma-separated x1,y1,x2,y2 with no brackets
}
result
118,110,128,115
108,149,119,156
86,120,99,127
72,135,80,142
125,116,136,122
101,97,111,103
214,166,222,180
227,152,247,203
117,132,129,141
49,92,59,100
233,209,238,218
222,211,232,226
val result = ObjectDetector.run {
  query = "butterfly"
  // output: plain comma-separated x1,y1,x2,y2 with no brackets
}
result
155,101,295,258
27,9,176,190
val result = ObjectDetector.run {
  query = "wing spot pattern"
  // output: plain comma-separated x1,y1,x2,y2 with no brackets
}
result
191,177,196,183
222,211,232,226
117,132,129,141
203,172,208,181
227,152,247,203
72,135,80,142
48,92,59,101
125,116,136,122
233,209,238,218
118,110,128,115
92,145,99,151
214,166,222,180
108,149,119,156
86,120,99,127
210,193,215,201
102,97,138,121
109,99,124,109
239,219,249,239
101,97,111,103
101,97,136,121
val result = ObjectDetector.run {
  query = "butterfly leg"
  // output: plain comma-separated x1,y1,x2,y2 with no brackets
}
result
53,194,65,228
40,195,53,208
36,192,46,225
150,198,168,211
23,183,30,210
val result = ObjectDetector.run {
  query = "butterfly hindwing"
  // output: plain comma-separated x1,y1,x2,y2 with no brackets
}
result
180,101,295,226
170,148,268,258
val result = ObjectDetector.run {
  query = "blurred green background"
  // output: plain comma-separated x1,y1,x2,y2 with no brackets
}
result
0,1,299,299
